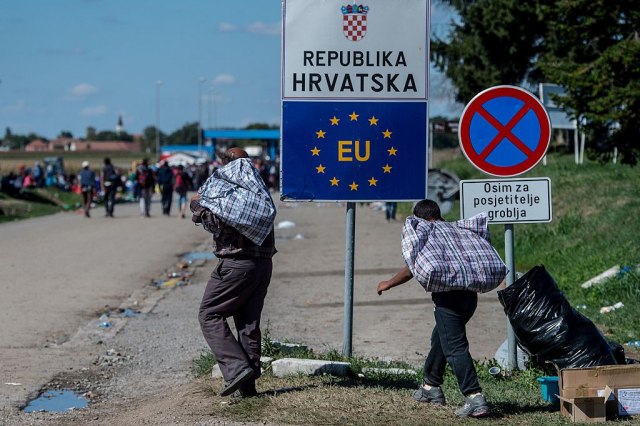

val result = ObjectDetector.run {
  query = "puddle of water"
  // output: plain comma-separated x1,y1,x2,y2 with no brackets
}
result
182,252,216,261
23,389,88,413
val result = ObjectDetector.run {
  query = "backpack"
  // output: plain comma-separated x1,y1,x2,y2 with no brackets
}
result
137,168,150,187
174,172,186,192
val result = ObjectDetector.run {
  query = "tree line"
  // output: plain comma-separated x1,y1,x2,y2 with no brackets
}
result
432,0,639,165
1,122,277,152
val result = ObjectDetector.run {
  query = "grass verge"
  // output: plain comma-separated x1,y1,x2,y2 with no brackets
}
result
193,339,570,425
0,188,81,222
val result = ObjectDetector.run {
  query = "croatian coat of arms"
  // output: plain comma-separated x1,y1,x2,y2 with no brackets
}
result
342,4,369,42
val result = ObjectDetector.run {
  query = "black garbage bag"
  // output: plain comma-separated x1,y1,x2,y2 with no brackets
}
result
497,265,618,369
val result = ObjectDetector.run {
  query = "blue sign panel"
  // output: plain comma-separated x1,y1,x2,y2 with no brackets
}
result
281,101,427,201
459,86,551,177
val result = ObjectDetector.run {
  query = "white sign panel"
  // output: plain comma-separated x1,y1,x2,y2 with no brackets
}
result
460,178,552,224
282,0,429,100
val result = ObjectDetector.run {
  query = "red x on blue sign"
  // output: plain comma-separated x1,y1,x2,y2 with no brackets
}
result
458,86,551,177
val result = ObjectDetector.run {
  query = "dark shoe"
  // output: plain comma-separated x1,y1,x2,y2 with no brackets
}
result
220,369,254,397
455,393,490,418
413,385,446,405
231,383,258,399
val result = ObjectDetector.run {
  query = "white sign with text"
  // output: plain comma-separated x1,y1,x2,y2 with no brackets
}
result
460,177,552,224
282,0,429,100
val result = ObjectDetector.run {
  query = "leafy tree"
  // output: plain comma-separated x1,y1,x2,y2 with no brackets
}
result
142,126,166,153
431,0,552,103
58,131,73,139
166,122,199,145
540,0,640,165
94,130,133,142
432,0,640,164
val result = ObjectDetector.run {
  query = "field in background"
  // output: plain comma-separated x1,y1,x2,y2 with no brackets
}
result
0,151,148,174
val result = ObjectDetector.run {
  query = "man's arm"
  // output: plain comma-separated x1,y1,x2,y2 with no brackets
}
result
376,266,413,295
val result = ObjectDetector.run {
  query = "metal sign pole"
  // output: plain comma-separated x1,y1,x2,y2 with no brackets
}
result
505,224,518,370
343,202,356,357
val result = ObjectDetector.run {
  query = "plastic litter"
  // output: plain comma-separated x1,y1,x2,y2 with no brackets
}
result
599,302,624,314
182,252,215,262
488,366,501,377
498,265,619,369
155,278,187,289
626,341,640,347
276,220,296,229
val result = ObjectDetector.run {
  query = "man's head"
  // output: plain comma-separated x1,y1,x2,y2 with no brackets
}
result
219,147,249,165
413,199,443,221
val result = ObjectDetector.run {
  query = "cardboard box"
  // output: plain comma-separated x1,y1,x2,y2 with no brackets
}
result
558,364,640,422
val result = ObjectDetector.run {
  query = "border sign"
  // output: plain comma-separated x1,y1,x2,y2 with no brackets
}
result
459,85,551,177
281,0,430,201
460,178,552,224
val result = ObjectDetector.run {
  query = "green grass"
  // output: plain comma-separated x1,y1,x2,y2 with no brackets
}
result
194,336,571,425
0,187,81,222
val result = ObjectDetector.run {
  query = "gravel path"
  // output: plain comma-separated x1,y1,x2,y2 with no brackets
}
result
0,196,509,425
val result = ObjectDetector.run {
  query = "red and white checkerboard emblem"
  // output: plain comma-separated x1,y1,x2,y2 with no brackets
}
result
343,13,367,41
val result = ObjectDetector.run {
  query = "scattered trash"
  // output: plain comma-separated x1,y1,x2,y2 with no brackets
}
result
4,383,22,386
488,366,501,377
182,252,215,262
23,389,88,413
581,265,620,289
155,278,187,289
626,341,640,347
276,233,305,243
537,376,560,404
119,308,141,318
600,302,624,314
97,314,111,328
276,220,296,229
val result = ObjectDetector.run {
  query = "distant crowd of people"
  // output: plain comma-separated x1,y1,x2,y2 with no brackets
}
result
0,156,280,219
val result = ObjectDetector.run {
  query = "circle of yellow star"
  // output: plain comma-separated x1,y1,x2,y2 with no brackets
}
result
349,181,359,191
368,116,379,126
330,177,340,186
382,129,392,138
330,116,340,125
368,177,378,186
387,147,398,156
316,164,326,173
316,130,326,138
349,112,359,121
310,147,320,156
382,164,392,173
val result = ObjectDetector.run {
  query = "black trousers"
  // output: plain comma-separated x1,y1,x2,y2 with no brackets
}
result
423,290,482,396
198,258,272,382
160,183,173,214
104,186,116,216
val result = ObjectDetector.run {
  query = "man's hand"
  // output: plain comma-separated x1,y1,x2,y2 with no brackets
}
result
190,193,201,202
377,280,393,296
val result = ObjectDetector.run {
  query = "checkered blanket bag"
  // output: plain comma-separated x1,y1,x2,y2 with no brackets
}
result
197,158,276,245
401,213,507,293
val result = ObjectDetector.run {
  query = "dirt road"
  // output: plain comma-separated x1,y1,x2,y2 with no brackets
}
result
0,195,509,425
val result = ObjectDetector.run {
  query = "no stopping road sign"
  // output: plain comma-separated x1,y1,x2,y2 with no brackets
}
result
458,85,551,177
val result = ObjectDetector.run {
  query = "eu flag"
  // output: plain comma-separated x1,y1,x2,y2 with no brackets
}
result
281,101,428,201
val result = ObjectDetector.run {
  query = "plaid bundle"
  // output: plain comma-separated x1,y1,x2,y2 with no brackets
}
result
401,213,507,293
197,158,276,245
